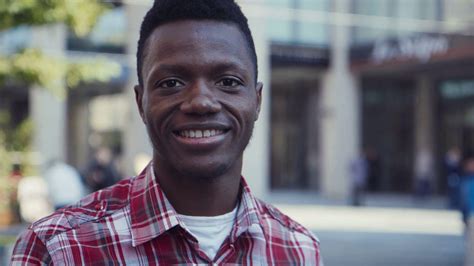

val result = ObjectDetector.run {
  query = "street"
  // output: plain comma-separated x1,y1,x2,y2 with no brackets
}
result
274,199,465,266
317,231,463,266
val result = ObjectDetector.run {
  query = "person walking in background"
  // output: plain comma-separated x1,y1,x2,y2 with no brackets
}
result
83,146,120,192
445,147,462,209
460,151,474,266
43,160,86,210
414,150,434,199
460,151,474,228
350,152,368,206
9,164,23,223
366,147,381,192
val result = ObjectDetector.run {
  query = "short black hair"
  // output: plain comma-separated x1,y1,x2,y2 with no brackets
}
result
136,0,258,87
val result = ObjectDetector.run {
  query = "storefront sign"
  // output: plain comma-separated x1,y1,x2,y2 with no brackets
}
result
371,35,449,63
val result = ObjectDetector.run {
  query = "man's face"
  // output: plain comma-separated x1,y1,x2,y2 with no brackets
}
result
135,20,262,180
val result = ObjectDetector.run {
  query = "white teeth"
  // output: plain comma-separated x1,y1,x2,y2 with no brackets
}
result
178,129,224,138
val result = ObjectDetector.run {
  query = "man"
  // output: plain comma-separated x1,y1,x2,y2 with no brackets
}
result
11,0,322,264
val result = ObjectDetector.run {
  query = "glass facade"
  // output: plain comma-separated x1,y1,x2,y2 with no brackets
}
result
67,6,126,53
362,79,415,192
267,0,328,190
438,79,474,192
266,0,329,46
0,27,32,54
351,0,440,44
443,0,474,32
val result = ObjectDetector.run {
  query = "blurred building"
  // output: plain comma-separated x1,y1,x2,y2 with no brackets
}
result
1,0,474,200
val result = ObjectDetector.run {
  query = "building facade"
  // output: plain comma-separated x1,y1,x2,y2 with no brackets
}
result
2,0,474,200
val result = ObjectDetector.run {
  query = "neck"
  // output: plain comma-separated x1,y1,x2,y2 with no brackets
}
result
152,159,242,216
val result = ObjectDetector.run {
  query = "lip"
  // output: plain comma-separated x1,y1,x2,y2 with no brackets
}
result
172,122,231,132
171,122,231,148
173,131,228,146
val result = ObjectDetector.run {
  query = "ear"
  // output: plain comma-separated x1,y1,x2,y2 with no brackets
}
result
254,82,263,121
134,85,146,123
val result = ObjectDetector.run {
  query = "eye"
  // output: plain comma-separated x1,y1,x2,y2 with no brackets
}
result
157,79,184,88
216,77,242,87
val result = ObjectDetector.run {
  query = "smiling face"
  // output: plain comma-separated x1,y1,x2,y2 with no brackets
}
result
135,20,262,181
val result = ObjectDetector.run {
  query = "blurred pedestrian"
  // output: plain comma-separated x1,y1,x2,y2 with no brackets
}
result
43,159,86,210
350,152,368,206
445,147,462,209
414,150,433,199
460,152,474,227
460,152,474,266
366,147,381,192
17,176,53,223
83,147,120,192
9,163,22,223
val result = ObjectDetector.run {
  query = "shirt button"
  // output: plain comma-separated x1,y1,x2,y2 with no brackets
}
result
95,202,106,211
230,244,235,249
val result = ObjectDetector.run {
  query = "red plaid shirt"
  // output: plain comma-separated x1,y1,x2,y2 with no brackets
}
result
11,165,322,265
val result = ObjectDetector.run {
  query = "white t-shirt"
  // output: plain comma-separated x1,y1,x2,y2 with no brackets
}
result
178,207,237,260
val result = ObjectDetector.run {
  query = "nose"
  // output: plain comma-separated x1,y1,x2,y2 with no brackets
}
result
180,80,221,115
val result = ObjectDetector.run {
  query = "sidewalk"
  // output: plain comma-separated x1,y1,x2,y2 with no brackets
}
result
266,191,462,233
0,224,25,266
267,192,464,266
266,190,449,209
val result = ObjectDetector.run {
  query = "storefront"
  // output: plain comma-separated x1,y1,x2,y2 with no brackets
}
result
351,33,474,194
269,43,329,190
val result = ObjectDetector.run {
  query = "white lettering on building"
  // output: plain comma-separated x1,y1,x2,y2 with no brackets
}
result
371,35,449,64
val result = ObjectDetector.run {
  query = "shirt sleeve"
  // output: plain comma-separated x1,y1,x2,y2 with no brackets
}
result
10,228,52,266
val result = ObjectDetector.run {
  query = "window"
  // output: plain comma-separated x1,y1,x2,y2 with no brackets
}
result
67,6,126,54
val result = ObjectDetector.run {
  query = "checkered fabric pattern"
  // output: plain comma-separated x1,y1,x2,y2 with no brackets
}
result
11,164,322,265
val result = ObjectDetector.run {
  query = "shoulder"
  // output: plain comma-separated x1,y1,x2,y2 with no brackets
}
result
11,227,52,265
253,199,323,264
255,198,320,244
28,177,134,243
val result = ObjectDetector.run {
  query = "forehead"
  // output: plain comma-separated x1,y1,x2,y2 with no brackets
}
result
142,20,254,76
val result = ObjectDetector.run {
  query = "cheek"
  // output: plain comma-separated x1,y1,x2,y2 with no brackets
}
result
225,95,259,123
237,103,259,131
145,97,180,131
241,98,259,121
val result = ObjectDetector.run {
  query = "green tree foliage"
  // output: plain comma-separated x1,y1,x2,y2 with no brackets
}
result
0,110,34,175
0,0,121,96
0,48,121,98
0,0,107,36
0,1,121,179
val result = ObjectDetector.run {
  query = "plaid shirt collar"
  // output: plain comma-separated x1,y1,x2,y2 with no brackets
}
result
130,164,265,247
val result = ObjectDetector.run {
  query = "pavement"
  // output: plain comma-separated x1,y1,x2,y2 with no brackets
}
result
269,192,465,266
0,193,467,265
0,224,24,266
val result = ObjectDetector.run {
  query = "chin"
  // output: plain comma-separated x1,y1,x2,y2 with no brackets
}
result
179,162,232,182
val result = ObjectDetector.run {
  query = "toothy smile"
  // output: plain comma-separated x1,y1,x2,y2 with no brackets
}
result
176,129,225,138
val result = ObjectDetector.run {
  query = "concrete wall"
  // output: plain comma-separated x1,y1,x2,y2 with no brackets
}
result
320,0,360,199
123,4,153,177
414,75,436,191
241,1,271,200
29,25,67,173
